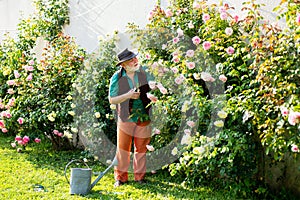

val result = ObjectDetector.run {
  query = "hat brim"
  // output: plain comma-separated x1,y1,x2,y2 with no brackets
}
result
116,53,138,66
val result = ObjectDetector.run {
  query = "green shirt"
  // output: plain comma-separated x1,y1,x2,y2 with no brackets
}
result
109,66,154,122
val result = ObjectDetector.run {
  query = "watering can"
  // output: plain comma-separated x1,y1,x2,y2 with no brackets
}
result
64,157,118,195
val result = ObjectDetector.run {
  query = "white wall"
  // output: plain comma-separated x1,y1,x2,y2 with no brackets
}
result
0,0,283,53
0,0,35,41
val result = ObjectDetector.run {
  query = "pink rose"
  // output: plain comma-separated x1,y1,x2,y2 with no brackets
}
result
28,60,35,65
14,70,20,78
145,54,151,60
15,136,22,141
165,9,173,17
24,65,34,71
146,145,155,152
219,74,227,82
186,50,195,57
202,14,210,22
296,14,300,25
177,28,184,37
17,117,24,125
57,132,63,137
1,128,8,133
11,143,16,148
175,75,185,85
192,36,201,45
173,37,180,44
233,15,239,23
203,41,211,50
23,136,30,143
187,120,196,128
53,130,59,135
7,80,16,86
0,120,4,128
225,27,233,36
193,2,200,9
201,72,215,82
171,67,179,73
288,111,300,126
291,144,299,153
26,73,33,81
280,107,289,117
153,128,161,135
146,93,158,103
172,56,180,63
226,46,235,55
220,12,227,20
7,89,15,95
34,138,41,143
187,62,195,69
184,129,191,135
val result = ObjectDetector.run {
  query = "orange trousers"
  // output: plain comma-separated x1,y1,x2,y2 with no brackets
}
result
114,121,151,182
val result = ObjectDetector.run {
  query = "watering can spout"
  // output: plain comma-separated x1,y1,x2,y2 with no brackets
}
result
89,156,118,190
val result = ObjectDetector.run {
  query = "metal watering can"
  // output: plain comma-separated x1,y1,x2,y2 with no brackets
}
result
64,157,118,195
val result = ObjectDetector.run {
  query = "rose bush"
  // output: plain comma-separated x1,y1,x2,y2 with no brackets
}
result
128,0,299,197
0,0,85,150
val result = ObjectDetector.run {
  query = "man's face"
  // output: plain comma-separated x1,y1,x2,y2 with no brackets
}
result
122,57,139,72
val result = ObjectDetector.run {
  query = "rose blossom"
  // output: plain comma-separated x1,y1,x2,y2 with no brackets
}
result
15,136,22,141
188,21,194,29
226,46,235,55
192,36,201,45
202,13,210,22
186,49,194,57
14,70,20,78
34,138,41,143
220,12,227,20
288,111,300,126
165,9,173,17
17,117,24,125
225,27,233,36
7,80,16,86
2,128,8,133
296,14,300,25
153,128,161,135
219,74,227,82
187,120,196,128
11,143,16,148
203,41,211,50
291,144,299,153
23,136,30,143
26,73,33,81
7,89,15,94
233,15,239,23
171,67,179,73
173,37,180,44
172,56,180,63
201,72,215,82
175,75,184,84
193,2,200,9
280,107,289,117
0,120,4,128
184,129,191,135
146,145,155,152
146,93,158,103
28,60,34,65
177,28,184,37
186,62,195,69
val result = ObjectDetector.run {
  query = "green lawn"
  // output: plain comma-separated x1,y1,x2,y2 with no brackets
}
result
0,134,232,200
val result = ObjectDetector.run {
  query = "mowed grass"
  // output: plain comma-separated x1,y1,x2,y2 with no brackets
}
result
0,135,230,200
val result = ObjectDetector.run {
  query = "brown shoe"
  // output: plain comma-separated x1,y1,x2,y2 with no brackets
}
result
114,180,125,187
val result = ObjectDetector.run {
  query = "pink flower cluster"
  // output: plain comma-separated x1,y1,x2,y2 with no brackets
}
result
53,130,64,137
15,135,30,146
281,107,300,126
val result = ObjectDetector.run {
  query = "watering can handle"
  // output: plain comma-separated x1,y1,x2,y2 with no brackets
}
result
64,159,90,185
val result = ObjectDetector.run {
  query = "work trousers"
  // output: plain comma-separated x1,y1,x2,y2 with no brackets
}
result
114,121,151,182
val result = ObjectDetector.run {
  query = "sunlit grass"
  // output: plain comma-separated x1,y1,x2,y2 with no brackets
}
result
0,134,230,200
